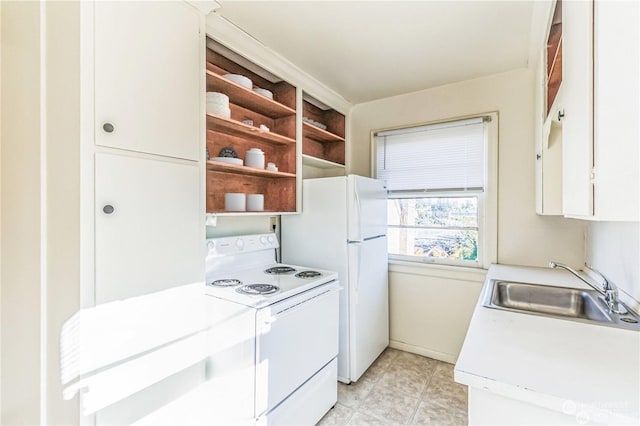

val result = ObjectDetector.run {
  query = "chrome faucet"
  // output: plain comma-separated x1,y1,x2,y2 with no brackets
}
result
549,262,628,315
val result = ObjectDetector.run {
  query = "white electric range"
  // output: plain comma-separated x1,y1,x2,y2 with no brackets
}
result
205,233,340,425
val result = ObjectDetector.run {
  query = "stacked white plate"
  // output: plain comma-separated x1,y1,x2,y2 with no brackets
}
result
252,87,273,99
211,157,243,166
223,74,252,89
302,116,328,130
206,92,230,118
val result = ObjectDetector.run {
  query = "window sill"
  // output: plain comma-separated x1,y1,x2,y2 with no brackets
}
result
389,259,488,282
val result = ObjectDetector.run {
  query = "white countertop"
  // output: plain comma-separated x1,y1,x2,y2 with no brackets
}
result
454,264,640,424
61,283,256,416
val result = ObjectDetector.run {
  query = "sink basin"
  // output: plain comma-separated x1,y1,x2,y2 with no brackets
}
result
490,280,610,321
483,280,640,330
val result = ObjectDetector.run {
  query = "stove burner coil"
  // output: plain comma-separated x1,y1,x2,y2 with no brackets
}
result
264,266,297,275
236,284,280,295
208,278,242,287
295,271,322,279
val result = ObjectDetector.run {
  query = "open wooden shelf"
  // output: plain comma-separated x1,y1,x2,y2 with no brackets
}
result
206,69,295,119
546,0,563,116
301,95,346,167
206,38,298,215
303,122,345,143
206,160,296,178
206,170,296,213
547,37,563,114
302,154,346,169
206,114,296,145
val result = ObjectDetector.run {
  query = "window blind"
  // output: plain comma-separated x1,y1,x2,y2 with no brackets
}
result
375,117,486,192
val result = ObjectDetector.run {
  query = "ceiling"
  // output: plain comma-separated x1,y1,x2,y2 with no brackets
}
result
215,0,536,104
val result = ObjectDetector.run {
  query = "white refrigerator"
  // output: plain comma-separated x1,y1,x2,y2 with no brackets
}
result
281,175,388,383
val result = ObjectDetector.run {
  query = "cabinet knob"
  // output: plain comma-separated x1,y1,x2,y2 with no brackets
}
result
103,205,115,214
557,110,565,121
102,122,115,133
536,154,541,160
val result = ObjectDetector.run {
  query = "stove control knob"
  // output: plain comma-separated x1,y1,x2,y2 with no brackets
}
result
260,236,267,245
207,240,216,251
267,235,275,244
236,238,245,250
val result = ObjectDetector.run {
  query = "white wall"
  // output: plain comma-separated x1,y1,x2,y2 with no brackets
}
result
349,69,586,361
587,222,640,309
0,0,3,417
206,216,275,238
1,2,43,424
1,2,81,424
45,2,81,423
387,263,486,363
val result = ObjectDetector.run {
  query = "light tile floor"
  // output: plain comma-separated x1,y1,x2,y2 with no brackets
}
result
318,348,468,426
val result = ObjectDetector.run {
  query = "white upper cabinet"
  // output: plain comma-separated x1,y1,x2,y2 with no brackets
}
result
562,0,639,221
94,1,201,161
90,1,206,305
95,153,202,304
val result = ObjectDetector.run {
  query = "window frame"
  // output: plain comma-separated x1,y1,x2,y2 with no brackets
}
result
371,112,498,270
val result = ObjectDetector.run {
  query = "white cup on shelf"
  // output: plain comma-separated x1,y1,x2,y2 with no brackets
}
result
247,194,264,212
224,193,246,211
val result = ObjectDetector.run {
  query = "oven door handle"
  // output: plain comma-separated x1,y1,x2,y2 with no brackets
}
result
261,287,339,326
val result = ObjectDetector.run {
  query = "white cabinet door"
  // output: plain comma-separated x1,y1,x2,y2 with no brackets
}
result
593,0,640,221
95,1,200,161
562,0,594,217
95,153,202,304
562,0,639,221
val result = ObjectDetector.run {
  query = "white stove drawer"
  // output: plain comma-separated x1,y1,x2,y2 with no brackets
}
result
255,282,339,416
259,358,338,426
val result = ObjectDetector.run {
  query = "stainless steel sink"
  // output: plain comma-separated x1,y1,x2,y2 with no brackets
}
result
483,280,640,330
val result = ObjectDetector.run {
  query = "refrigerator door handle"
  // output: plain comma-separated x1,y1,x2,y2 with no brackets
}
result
352,243,361,304
353,179,362,242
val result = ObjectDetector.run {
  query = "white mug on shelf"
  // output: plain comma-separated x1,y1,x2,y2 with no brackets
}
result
224,193,246,211
247,194,264,212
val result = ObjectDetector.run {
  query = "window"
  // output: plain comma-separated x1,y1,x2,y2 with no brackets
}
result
373,114,497,268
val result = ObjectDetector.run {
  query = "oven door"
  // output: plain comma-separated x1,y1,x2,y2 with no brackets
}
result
255,281,339,417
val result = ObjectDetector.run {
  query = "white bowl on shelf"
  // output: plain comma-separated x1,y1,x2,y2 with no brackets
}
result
211,157,243,166
252,88,273,99
225,193,246,212
223,74,252,89
206,104,231,118
206,92,229,105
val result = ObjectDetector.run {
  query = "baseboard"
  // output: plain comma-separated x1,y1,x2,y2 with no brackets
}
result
389,340,458,364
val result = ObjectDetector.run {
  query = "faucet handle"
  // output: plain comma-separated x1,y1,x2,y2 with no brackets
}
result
584,264,611,292
585,264,629,315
